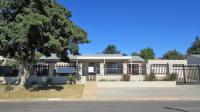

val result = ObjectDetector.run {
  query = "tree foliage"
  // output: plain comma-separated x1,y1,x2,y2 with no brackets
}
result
0,0,89,64
187,37,200,54
139,47,155,60
103,44,120,54
162,49,184,60
131,52,140,56
0,0,89,84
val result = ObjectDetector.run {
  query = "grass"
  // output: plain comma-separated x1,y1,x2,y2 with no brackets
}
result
0,84,84,99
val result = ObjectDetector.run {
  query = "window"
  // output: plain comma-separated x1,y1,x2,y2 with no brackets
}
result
105,62,123,75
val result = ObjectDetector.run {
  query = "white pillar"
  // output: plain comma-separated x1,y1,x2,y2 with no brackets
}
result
146,64,151,75
138,63,142,75
123,63,128,74
169,64,173,74
100,63,105,75
78,63,83,76
48,62,55,78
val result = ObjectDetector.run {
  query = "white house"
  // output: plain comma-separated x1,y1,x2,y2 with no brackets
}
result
37,54,145,83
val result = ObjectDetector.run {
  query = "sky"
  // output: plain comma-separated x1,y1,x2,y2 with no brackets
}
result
59,0,200,57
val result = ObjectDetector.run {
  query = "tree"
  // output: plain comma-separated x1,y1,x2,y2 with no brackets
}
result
131,52,140,56
187,37,200,54
0,0,89,85
140,47,155,60
103,44,120,54
163,49,184,60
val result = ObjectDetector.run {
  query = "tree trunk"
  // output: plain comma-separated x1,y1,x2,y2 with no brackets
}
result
18,62,27,86
18,50,35,86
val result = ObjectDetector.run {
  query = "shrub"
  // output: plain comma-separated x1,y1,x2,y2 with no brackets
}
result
162,73,177,81
144,72,158,81
3,84,14,91
67,75,76,85
121,74,130,81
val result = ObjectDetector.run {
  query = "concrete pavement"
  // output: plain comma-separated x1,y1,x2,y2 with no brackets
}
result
97,85,200,100
0,101,200,112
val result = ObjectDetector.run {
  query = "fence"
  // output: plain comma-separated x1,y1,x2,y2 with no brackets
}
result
150,64,169,76
32,64,49,76
173,65,200,85
0,66,18,77
54,63,77,76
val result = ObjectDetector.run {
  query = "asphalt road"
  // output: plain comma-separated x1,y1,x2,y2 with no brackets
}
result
0,101,200,112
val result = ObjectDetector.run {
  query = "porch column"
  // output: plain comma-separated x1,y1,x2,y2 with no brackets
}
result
123,62,128,74
169,64,173,74
48,62,55,78
78,63,83,76
138,63,142,75
100,63,105,75
146,64,151,75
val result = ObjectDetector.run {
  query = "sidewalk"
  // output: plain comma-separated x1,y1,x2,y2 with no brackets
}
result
82,81,97,98
1,85,200,102
97,85,200,100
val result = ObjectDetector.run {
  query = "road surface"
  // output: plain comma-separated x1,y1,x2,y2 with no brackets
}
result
0,101,200,112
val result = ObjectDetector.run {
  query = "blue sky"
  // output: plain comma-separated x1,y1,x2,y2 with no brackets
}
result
59,0,200,57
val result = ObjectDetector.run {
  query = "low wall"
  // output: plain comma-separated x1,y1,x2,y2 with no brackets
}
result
97,81,176,88
29,76,68,84
97,75,122,81
0,77,18,84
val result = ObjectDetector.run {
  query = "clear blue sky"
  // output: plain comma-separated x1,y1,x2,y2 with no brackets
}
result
59,0,199,57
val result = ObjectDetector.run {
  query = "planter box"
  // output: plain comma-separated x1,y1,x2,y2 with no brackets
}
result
97,81,176,88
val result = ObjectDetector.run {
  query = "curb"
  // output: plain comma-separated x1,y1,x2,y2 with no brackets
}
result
1,97,200,102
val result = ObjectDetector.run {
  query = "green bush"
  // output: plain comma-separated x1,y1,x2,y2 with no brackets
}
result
144,72,158,81
67,75,76,85
162,73,177,81
121,74,130,81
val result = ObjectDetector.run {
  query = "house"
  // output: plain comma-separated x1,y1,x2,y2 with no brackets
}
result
187,54,200,64
37,54,145,83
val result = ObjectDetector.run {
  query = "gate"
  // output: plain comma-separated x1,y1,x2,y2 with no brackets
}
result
86,75,96,81
173,65,200,85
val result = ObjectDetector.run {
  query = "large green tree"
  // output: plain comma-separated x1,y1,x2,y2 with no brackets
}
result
139,47,155,60
187,37,200,54
162,49,184,60
0,0,89,85
103,44,120,54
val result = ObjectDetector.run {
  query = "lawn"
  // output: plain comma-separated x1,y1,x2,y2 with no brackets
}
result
0,84,84,99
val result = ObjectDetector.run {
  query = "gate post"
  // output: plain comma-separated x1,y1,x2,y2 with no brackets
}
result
198,65,200,83
182,64,186,84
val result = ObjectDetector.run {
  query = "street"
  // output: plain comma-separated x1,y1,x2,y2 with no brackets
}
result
0,101,200,112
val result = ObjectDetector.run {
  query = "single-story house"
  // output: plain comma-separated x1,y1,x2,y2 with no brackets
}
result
37,54,146,83
187,54,200,64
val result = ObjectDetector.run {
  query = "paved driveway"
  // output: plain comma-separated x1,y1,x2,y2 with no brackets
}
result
97,85,200,99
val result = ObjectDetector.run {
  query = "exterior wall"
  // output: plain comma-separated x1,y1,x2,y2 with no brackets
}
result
187,55,200,64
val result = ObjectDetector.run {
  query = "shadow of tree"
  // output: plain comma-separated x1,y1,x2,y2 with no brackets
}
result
29,85,64,92
164,107,188,112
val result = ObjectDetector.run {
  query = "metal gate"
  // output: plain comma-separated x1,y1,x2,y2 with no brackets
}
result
173,65,200,85
86,75,96,81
